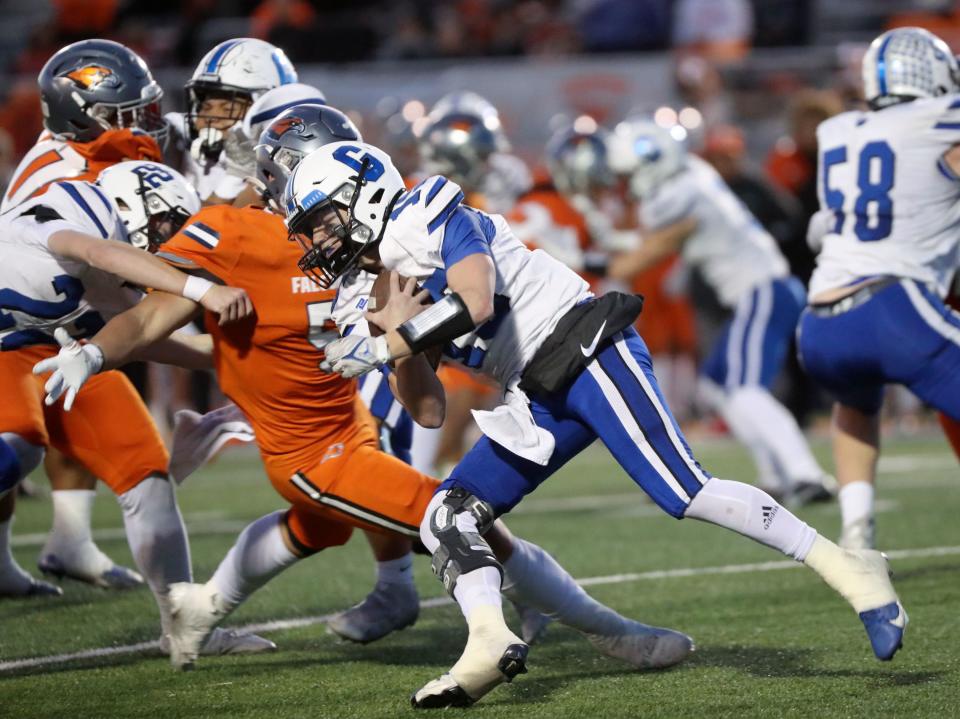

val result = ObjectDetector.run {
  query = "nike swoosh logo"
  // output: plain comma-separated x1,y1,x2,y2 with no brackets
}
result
581,321,607,357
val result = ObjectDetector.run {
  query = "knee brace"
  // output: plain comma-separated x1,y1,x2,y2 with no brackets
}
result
429,487,501,596
0,433,44,495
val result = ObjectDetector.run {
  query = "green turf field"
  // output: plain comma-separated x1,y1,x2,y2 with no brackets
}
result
1,435,958,718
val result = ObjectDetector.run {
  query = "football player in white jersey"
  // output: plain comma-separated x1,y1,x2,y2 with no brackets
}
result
166,38,300,204
798,27,960,549
0,38,171,594
287,141,907,707
603,119,834,506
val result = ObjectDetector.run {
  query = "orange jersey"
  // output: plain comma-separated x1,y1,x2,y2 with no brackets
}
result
2,128,161,210
159,205,357,478
508,183,602,288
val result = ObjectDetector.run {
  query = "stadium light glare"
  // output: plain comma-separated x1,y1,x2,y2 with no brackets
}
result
678,107,702,130
402,100,425,122
654,106,677,127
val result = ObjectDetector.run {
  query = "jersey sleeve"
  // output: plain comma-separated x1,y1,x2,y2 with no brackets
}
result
28,181,127,246
385,175,465,270
641,177,698,231
75,128,163,166
331,269,374,335
439,206,495,267
158,207,241,283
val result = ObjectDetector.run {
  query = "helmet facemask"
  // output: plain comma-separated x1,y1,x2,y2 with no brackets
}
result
120,172,195,252
291,160,379,288
186,83,254,161
77,79,167,145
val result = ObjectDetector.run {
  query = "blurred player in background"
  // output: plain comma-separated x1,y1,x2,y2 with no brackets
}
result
605,119,834,506
543,121,699,421
0,39,168,594
799,27,960,549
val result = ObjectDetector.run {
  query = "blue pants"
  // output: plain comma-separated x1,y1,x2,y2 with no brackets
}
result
703,276,806,390
440,328,710,518
358,370,413,465
798,278,960,417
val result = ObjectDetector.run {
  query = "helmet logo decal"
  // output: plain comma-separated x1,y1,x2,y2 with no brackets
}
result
65,65,117,90
332,145,385,181
267,115,306,140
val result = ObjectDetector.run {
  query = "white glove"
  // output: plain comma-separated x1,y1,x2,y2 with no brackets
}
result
31,328,104,411
320,335,390,378
220,124,257,179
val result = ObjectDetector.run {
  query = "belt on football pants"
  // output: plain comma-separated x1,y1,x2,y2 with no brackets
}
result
808,276,899,317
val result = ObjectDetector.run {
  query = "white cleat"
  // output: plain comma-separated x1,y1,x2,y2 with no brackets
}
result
159,626,276,664
839,517,876,550
327,581,419,644
38,543,144,590
585,620,694,670
412,607,528,709
166,581,228,670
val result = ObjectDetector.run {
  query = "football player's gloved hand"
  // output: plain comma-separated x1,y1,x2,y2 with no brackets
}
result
320,335,390,378
31,328,104,411
220,125,257,179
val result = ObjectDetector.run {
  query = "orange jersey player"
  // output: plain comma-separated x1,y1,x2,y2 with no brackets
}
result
157,205,440,541
1,127,162,210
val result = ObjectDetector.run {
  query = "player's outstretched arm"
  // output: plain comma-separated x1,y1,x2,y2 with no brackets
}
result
33,292,206,409
46,229,253,325
606,216,697,281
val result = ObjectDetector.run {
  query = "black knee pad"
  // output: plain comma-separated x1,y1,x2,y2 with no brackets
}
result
429,487,501,596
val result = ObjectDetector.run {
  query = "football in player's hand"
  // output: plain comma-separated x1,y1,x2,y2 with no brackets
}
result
367,272,425,335
368,271,441,369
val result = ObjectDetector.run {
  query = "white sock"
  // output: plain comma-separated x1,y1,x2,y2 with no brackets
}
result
724,386,824,485
0,517,34,591
376,552,414,586
838,481,874,529
501,538,624,636
49,489,96,545
453,567,504,621
685,477,818,561
117,475,192,635
210,511,299,613
804,535,897,612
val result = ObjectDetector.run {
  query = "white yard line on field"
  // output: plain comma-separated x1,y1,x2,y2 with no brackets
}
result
2,543,958,674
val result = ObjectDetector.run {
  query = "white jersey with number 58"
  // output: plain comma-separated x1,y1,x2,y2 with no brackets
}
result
810,95,960,297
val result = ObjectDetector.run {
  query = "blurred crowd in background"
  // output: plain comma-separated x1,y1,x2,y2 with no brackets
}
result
2,0,957,438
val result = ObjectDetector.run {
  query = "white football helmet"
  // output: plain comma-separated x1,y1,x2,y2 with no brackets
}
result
607,119,686,199
283,141,405,288
862,27,960,110
97,160,201,251
186,38,298,161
